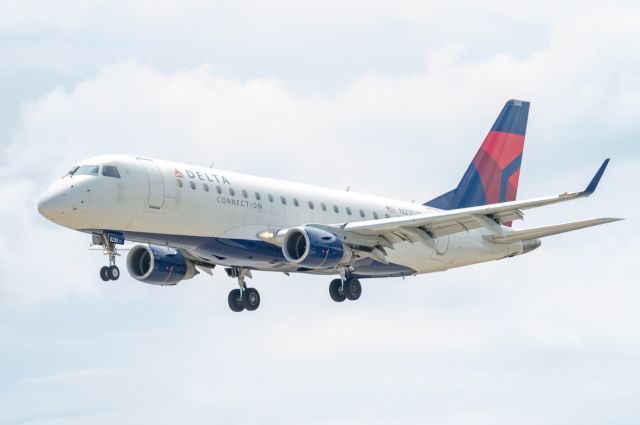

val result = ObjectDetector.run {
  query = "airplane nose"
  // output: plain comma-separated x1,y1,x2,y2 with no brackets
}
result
37,187,67,221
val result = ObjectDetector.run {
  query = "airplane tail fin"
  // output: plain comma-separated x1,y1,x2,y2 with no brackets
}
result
425,99,530,213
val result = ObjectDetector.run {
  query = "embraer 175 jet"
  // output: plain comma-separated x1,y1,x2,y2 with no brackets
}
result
38,100,620,312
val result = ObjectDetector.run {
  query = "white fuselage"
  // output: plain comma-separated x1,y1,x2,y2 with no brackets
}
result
38,155,526,277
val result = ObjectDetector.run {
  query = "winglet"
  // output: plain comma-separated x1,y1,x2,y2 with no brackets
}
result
583,158,610,195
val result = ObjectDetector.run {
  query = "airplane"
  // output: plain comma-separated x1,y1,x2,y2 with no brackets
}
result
37,99,621,312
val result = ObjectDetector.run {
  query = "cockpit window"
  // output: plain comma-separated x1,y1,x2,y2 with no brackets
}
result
102,165,121,178
66,165,99,177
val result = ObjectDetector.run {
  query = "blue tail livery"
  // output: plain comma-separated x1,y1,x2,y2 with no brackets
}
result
426,99,530,212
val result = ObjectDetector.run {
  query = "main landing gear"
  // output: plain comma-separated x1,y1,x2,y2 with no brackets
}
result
226,267,261,312
329,276,362,302
223,267,362,311
94,234,121,281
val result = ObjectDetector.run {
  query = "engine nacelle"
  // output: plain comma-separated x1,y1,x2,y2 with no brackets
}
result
282,226,351,269
126,244,196,285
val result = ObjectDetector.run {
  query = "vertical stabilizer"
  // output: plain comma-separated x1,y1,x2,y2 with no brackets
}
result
425,99,530,212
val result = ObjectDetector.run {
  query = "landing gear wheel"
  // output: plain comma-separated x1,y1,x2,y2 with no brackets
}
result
228,289,245,312
95,234,123,282
344,278,362,301
99,266,110,282
108,265,120,281
243,288,261,311
329,279,346,302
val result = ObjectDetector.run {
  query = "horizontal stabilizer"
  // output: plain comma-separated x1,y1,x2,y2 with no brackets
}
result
488,218,622,244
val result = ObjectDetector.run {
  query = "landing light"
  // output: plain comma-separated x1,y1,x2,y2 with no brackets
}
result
257,231,275,240
257,230,286,246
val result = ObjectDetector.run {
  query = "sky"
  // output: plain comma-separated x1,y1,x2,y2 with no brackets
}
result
1,1,639,424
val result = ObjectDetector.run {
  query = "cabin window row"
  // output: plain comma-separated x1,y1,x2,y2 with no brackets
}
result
177,178,390,219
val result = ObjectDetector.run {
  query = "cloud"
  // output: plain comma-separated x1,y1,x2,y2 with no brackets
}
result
1,2,639,424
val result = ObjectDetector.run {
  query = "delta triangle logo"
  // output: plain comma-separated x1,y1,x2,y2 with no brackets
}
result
174,168,185,178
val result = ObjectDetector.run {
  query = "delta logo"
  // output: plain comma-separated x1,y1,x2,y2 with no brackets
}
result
174,168,231,185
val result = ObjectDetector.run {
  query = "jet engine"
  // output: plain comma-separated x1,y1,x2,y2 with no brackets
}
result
126,244,197,285
281,226,351,269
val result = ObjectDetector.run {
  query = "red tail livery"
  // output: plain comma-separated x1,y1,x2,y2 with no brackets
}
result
426,99,530,211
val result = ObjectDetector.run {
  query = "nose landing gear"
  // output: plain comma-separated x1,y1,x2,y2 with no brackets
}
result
225,267,261,312
99,266,115,281
99,265,120,281
93,233,122,281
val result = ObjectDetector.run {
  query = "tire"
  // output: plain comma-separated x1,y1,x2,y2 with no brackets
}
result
329,279,346,302
243,288,261,311
344,278,362,301
108,265,120,281
99,266,110,282
228,289,245,312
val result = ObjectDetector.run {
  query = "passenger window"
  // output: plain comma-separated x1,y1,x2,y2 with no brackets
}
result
280,196,287,205
102,165,121,178
346,207,352,215
373,212,379,219
359,209,365,218
203,183,209,192
216,186,222,194
190,181,196,190
242,189,248,198
321,203,327,211
333,205,339,213
293,198,299,207
75,165,99,176
308,201,314,209
385,213,390,218
177,179,183,188
268,194,274,202
255,192,261,201
229,188,235,196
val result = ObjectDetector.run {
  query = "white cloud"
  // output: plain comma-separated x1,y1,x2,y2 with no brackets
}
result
1,1,639,424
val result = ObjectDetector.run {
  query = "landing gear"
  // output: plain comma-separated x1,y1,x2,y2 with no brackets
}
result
329,279,346,302
329,276,361,302
243,288,261,311
225,267,261,312
100,266,110,282
344,278,362,300
94,233,122,281
108,265,120,281
100,265,120,281
228,289,244,312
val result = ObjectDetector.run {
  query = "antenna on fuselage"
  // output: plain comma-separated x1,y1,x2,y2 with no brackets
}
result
346,186,350,192
209,163,214,168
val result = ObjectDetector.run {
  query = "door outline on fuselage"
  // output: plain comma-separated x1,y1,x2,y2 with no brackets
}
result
137,158,165,209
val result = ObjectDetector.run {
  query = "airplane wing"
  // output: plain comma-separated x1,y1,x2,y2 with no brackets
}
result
307,159,621,255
